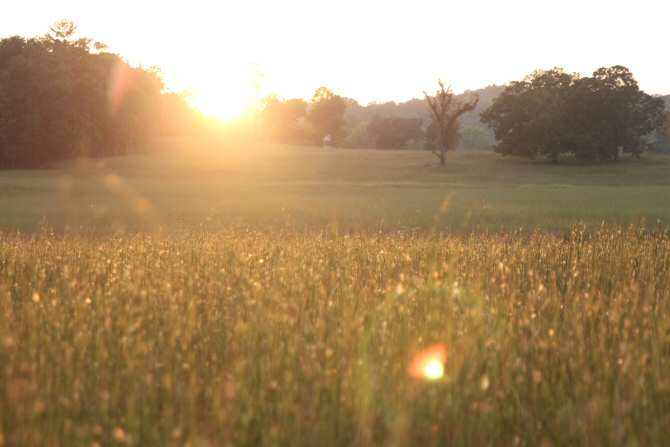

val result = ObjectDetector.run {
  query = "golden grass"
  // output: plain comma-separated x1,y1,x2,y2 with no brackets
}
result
1,225,669,445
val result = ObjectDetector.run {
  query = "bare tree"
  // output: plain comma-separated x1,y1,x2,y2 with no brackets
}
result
424,80,479,167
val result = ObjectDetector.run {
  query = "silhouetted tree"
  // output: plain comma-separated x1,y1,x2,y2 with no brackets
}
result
424,81,479,166
307,87,347,144
261,96,308,143
0,22,197,168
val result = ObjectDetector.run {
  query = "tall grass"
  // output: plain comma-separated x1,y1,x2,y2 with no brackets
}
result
1,225,669,445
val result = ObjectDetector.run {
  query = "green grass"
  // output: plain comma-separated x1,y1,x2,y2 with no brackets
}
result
2,142,670,445
0,140,669,232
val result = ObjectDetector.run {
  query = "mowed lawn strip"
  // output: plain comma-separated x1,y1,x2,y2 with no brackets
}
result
0,142,668,231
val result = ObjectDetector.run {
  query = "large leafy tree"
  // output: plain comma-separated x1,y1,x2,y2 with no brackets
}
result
307,87,347,144
0,21,195,168
424,81,479,166
481,66,665,163
479,68,577,161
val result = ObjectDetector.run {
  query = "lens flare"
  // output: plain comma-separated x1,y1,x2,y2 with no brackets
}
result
108,61,137,115
408,343,448,381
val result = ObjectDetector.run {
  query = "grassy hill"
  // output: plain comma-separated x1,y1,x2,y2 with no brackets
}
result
1,139,669,232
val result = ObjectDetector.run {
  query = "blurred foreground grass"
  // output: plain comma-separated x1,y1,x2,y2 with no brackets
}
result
1,225,670,446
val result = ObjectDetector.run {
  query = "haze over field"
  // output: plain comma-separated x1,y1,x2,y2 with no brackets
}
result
2,0,669,119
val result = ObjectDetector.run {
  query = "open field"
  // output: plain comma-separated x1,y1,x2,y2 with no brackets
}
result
0,140,669,232
2,143,670,446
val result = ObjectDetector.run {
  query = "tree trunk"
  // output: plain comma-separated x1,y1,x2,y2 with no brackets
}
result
439,142,448,167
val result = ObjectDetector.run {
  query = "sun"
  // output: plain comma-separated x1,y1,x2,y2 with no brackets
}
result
169,62,269,122
189,87,255,121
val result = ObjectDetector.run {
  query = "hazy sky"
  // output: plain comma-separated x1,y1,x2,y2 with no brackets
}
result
2,0,668,118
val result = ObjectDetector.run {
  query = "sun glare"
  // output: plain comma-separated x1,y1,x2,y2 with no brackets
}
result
189,88,254,121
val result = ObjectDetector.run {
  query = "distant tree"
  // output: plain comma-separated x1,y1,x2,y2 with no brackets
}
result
424,80,479,166
366,115,423,149
481,66,665,163
307,87,347,145
261,96,308,143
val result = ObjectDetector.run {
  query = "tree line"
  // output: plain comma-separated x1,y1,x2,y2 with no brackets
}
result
1,23,668,168
0,21,199,168
262,71,668,165
259,86,497,151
